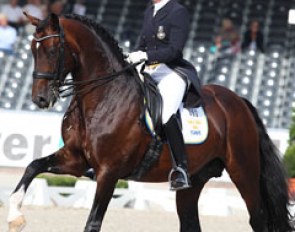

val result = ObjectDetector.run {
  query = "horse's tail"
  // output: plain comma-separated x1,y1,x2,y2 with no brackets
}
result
243,98,293,231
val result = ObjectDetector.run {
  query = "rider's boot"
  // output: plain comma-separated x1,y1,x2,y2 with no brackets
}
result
164,114,191,191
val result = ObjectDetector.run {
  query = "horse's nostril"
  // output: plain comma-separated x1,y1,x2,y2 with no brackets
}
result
38,96,47,104
37,96,47,104
33,95,49,108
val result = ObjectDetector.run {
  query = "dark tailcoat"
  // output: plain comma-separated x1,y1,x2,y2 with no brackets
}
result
137,0,200,107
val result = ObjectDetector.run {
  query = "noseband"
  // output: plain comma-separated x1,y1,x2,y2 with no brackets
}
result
32,20,65,91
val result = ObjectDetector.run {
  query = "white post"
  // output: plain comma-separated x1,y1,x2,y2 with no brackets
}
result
23,178,52,206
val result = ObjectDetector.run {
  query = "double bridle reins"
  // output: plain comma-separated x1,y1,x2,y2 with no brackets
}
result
32,17,142,98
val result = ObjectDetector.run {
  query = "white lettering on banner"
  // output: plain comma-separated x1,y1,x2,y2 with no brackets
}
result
0,110,289,167
0,109,63,167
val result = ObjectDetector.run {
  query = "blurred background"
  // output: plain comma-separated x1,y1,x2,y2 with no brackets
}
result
0,0,295,128
1,0,295,231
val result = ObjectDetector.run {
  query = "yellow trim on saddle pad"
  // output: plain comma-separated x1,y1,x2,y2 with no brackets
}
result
146,63,160,69
145,106,209,144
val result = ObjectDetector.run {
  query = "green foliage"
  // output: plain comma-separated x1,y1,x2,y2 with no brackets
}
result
283,145,295,178
37,174,128,188
116,180,128,188
37,174,77,187
290,126,295,144
284,110,295,177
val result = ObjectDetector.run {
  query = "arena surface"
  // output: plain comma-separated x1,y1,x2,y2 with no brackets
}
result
0,206,251,232
0,168,253,232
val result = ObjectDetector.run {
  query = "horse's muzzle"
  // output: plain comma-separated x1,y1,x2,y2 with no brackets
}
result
32,95,52,108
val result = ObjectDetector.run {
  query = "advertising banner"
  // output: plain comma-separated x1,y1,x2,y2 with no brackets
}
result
0,110,290,168
0,109,63,167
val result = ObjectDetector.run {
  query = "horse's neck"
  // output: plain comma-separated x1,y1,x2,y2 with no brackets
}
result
76,41,117,78
73,73,142,128
64,21,119,77
74,54,141,121
65,21,142,121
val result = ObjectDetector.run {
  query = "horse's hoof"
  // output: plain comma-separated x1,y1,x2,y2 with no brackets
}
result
8,215,26,232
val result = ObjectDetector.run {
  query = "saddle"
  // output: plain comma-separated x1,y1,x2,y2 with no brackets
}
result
128,68,163,180
138,70,163,135
129,66,207,180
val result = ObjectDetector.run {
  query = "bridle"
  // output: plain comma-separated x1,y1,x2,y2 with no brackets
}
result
32,19,65,97
31,16,143,99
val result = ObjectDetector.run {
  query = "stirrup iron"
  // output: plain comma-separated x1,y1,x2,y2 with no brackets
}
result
168,166,191,191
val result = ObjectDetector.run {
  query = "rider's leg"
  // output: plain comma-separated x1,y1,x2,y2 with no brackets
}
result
164,114,191,190
155,64,191,190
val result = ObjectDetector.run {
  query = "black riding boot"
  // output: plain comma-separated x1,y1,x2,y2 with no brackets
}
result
164,114,191,191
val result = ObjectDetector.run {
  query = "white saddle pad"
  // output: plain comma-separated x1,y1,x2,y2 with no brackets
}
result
145,105,209,144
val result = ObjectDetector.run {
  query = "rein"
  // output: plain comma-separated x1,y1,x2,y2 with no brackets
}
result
59,62,142,98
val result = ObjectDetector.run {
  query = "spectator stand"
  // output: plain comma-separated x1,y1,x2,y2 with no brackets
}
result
0,0,295,128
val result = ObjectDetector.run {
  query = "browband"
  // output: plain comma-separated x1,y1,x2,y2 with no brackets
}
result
33,34,60,42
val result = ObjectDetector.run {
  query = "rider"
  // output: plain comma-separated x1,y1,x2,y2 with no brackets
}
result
128,0,201,190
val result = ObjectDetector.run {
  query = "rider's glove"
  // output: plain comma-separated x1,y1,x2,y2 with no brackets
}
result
127,51,148,64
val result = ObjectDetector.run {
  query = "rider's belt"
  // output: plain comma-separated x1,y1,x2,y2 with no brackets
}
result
147,63,160,69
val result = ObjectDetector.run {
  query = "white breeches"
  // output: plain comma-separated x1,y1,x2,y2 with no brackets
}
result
144,64,187,124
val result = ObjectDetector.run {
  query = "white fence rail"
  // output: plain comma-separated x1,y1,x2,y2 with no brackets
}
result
3,177,295,217
20,178,248,217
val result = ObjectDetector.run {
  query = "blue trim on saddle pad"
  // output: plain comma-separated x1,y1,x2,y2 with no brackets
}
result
145,106,209,144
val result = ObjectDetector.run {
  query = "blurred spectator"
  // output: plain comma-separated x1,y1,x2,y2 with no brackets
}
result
0,14,17,55
210,18,240,56
23,0,45,20
72,0,86,16
210,36,223,54
242,20,264,53
1,0,25,32
209,18,240,82
48,0,65,15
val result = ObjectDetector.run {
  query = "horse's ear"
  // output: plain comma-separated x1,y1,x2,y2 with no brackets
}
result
49,13,60,31
23,11,40,26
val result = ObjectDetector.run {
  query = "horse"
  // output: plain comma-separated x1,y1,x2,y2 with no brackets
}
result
7,13,293,232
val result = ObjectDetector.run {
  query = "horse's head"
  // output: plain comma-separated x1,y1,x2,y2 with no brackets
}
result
25,12,75,108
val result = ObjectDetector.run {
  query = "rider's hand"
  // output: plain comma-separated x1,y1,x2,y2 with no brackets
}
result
127,51,148,64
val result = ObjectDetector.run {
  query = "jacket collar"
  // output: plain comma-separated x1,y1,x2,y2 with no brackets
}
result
154,0,170,15
148,0,176,21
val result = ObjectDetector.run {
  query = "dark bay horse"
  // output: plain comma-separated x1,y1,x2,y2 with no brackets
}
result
8,13,293,232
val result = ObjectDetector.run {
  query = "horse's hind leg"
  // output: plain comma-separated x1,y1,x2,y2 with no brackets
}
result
176,159,224,232
226,155,267,232
8,147,88,232
176,181,205,232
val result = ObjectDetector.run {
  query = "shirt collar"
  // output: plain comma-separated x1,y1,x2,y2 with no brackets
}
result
153,0,170,16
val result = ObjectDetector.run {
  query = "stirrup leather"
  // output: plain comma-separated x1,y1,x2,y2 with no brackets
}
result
168,166,191,191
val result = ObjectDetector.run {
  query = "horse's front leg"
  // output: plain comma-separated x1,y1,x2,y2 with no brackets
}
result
8,147,88,232
84,169,118,232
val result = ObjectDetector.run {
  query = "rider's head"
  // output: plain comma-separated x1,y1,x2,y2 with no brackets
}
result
152,0,163,3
